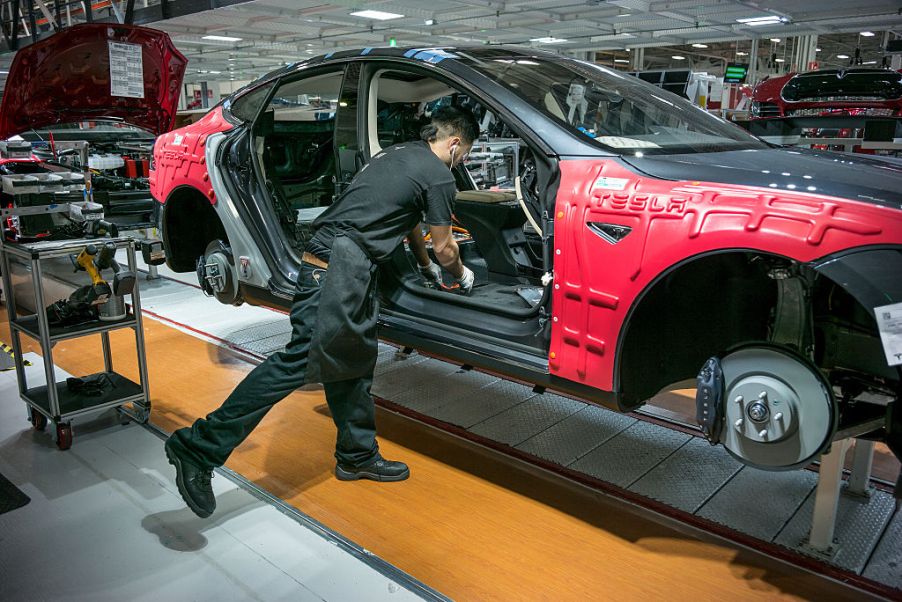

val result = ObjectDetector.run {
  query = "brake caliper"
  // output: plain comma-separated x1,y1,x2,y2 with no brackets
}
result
696,357,725,444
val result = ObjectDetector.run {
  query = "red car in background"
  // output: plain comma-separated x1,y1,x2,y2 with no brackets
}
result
750,68,902,151
751,68,902,119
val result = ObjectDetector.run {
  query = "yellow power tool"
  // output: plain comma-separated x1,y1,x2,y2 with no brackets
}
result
70,244,112,304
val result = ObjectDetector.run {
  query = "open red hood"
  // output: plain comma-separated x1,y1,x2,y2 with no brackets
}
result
0,23,187,139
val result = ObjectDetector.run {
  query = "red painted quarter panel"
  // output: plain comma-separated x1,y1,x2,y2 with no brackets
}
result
150,106,232,205
550,159,902,393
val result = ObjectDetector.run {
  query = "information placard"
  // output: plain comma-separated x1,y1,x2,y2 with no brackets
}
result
108,41,144,99
875,302,902,366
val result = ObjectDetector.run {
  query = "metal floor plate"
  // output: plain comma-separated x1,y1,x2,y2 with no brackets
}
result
468,393,585,447
775,488,897,574
863,509,902,584
629,437,744,513
516,405,636,467
570,421,692,488
696,467,818,541
431,379,538,429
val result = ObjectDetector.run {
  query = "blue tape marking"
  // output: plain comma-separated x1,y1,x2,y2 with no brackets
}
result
409,48,458,63
324,51,335,59
403,49,419,58
361,47,373,55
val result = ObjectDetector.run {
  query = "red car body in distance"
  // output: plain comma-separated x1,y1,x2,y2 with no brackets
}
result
750,68,902,119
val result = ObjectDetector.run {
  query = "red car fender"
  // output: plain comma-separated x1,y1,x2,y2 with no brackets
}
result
150,106,233,205
550,158,902,393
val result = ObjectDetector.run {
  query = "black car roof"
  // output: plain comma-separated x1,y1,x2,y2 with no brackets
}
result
253,44,562,82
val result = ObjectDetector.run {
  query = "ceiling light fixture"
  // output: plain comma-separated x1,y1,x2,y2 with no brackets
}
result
769,38,781,43
815,47,821,52
736,51,748,56
774,58,784,63
836,54,850,59
736,15,785,26
201,35,242,42
671,55,686,60
863,60,877,64
614,59,629,63
860,31,875,37
531,37,569,44
692,43,708,48
350,10,404,20
425,18,435,25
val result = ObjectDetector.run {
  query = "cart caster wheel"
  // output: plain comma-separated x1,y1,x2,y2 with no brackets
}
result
55,423,73,451
30,409,47,431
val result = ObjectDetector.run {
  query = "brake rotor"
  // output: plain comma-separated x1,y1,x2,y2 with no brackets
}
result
711,346,836,470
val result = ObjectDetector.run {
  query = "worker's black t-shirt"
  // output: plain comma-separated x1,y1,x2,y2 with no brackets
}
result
308,140,456,263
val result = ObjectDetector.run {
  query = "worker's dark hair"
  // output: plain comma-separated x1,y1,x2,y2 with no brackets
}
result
420,106,480,145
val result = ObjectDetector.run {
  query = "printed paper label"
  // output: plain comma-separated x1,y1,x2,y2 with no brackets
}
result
109,41,144,99
874,302,902,366
593,177,630,190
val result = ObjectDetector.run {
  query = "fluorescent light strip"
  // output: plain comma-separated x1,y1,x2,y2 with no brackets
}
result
350,10,404,20
202,35,242,42
671,55,686,60
530,37,568,44
736,15,784,26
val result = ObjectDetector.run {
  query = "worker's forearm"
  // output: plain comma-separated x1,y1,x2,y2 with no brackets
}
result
435,241,464,279
407,226,431,267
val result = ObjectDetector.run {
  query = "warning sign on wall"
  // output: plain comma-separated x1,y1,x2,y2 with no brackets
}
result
108,41,144,99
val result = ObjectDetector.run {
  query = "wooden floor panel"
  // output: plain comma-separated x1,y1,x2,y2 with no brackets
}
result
0,310,874,600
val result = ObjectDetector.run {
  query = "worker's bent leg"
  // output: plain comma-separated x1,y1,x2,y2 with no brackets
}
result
170,267,322,468
323,373,379,467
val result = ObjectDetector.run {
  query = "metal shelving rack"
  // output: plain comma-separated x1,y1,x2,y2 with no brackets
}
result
0,237,150,449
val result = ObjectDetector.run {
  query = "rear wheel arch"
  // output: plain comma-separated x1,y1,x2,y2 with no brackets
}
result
161,186,228,272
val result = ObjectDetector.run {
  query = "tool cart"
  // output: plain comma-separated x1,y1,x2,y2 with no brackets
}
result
0,237,150,449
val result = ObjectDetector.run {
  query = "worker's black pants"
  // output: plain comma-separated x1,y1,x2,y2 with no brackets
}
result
169,262,379,469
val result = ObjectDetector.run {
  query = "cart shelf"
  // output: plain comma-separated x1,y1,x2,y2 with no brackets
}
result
12,313,137,343
24,372,144,419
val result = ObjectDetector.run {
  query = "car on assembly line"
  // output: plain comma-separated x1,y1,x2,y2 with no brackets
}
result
750,67,902,120
748,68,902,151
147,46,902,482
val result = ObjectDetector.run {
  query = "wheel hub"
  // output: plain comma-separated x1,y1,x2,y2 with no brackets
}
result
696,346,835,470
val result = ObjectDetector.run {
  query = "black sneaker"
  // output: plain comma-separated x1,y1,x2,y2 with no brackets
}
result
164,437,216,518
335,456,410,482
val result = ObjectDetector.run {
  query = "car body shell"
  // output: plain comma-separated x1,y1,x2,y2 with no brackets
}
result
150,46,902,426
